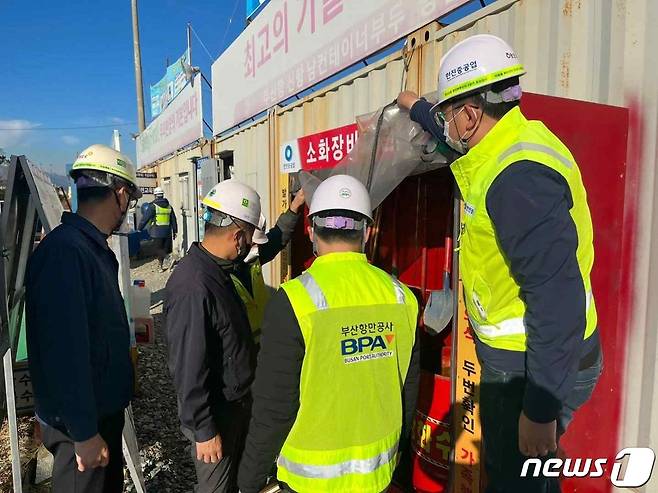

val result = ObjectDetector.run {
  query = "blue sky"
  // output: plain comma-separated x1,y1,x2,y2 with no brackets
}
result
0,0,484,174
0,0,244,173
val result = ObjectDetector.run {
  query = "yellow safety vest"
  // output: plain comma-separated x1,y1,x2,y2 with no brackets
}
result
451,106,597,351
278,252,418,493
153,204,171,227
230,260,270,344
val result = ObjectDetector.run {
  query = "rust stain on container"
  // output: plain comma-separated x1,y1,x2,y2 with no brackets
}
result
562,0,582,17
560,51,571,90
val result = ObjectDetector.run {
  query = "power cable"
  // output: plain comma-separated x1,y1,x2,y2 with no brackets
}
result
218,0,242,56
189,23,215,63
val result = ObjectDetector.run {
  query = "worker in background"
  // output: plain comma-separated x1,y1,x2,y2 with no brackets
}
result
398,34,602,492
231,189,306,346
165,179,266,493
138,186,177,271
25,144,142,493
238,175,421,493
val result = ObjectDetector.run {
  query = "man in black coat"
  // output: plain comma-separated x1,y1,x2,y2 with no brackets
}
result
165,179,267,493
26,144,142,493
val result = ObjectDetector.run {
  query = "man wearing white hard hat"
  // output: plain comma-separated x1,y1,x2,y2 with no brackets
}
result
399,35,602,492
239,175,420,493
138,186,177,270
227,190,306,347
26,144,142,493
165,179,302,492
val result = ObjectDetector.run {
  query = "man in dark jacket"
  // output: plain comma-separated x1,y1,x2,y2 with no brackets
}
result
166,179,285,493
26,144,142,493
138,186,177,270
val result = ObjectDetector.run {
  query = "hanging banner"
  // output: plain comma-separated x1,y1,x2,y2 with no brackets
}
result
150,48,190,120
280,122,358,173
453,201,483,493
137,75,203,167
212,0,470,134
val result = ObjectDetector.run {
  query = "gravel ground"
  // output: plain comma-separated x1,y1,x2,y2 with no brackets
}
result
126,256,195,493
0,255,196,493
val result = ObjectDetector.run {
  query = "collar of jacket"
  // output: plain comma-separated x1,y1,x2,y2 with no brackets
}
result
312,251,368,267
450,106,527,199
61,211,110,250
196,242,237,275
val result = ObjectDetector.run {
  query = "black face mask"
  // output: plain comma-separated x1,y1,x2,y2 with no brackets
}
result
234,230,253,263
112,189,130,233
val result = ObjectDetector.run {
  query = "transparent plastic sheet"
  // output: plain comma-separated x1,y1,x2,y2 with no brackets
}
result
299,102,456,209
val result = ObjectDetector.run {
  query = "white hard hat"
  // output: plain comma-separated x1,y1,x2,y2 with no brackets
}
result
309,174,372,221
154,187,164,196
202,179,262,228
437,34,526,104
70,144,142,198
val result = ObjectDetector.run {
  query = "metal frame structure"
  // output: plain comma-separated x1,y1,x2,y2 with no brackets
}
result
1,155,61,493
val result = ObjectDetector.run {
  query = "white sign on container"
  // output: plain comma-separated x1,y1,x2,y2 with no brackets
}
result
137,75,204,167
211,0,469,134
280,139,302,173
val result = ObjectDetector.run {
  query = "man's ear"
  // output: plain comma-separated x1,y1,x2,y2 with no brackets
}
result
364,226,372,244
463,104,482,132
307,226,314,242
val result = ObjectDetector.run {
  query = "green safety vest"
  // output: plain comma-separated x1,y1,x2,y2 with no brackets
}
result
278,252,418,492
153,204,171,227
451,106,597,351
230,260,269,344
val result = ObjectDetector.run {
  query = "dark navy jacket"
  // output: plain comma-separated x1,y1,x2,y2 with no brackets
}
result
165,243,255,442
410,99,600,423
26,212,133,441
138,197,178,239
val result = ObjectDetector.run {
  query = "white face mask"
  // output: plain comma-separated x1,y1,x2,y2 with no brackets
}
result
443,106,481,155
443,107,467,155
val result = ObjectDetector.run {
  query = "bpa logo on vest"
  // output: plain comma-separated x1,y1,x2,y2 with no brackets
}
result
341,334,395,365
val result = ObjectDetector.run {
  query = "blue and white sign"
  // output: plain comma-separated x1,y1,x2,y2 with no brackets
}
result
150,48,190,120
246,0,268,20
280,139,301,173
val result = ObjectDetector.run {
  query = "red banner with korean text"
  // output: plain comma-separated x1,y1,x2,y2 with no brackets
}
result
299,123,359,170
280,123,359,173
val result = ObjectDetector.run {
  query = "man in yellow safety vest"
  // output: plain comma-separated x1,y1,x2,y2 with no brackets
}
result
238,174,421,493
138,186,177,271
398,34,603,492
230,190,306,346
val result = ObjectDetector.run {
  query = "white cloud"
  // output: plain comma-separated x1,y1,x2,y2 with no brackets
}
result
61,135,81,145
110,116,126,124
0,119,41,148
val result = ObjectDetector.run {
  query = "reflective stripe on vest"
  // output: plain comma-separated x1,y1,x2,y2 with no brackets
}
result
154,204,171,226
471,290,594,339
298,271,406,310
277,252,417,493
278,440,399,479
451,107,597,352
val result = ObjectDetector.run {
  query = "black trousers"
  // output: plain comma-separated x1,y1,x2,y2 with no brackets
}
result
154,236,172,266
41,411,125,493
480,354,602,493
187,398,252,493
